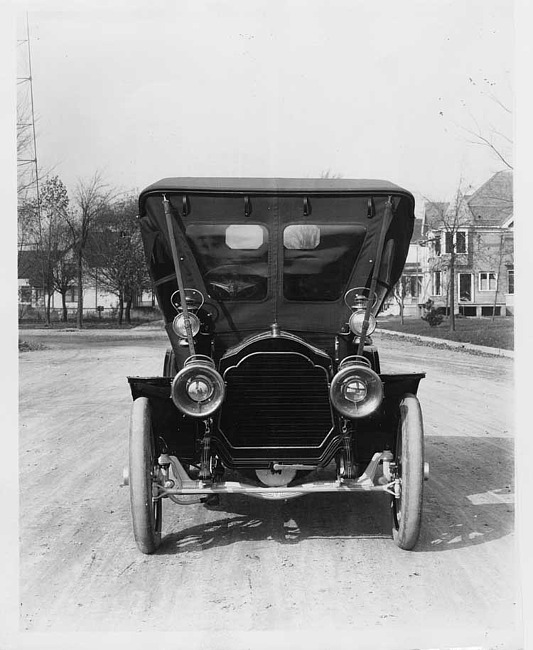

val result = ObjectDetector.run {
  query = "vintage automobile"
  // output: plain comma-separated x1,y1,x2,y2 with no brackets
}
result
125,177,428,554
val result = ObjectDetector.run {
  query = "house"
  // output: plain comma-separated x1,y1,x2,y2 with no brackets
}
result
18,249,46,309
18,246,155,321
422,171,513,317
18,247,117,319
396,217,428,317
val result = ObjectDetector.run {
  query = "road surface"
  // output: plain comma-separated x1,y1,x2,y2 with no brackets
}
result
17,326,518,649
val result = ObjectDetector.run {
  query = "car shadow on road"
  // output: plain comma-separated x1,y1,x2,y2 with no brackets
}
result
155,434,514,555
156,490,393,555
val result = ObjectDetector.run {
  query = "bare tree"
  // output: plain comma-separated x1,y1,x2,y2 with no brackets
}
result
51,224,77,322
88,196,150,325
63,173,116,328
462,120,513,171
17,176,71,324
424,183,472,331
459,77,513,170
473,225,513,321
438,77,513,172
40,177,71,323
392,277,407,325
490,232,511,320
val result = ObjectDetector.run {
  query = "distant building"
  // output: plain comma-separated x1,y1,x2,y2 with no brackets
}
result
397,217,428,317
422,171,513,317
18,247,154,321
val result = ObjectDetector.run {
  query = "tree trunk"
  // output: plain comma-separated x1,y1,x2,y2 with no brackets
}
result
45,288,52,326
61,292,68,322
76,249,84,329
449,254,456,331
125,295,132,325
399,299,405,325
492,233,505,322
117,293,124,326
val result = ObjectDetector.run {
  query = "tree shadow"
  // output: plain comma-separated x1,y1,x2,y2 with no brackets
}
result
155,435,514,555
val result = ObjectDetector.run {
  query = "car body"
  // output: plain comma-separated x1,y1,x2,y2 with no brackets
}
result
125,177,427,553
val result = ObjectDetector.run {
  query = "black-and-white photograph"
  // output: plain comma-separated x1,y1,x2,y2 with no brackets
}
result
2,0,528,648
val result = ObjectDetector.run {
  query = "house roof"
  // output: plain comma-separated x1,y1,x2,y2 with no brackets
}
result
423,202,449,232
411,218,423,242
423,171,513,232
466,170,513,226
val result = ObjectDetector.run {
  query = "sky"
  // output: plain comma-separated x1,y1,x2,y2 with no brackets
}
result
13,0,515,216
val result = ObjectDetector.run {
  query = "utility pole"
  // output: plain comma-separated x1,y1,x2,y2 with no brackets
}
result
17,13,41,221
17,14,47,315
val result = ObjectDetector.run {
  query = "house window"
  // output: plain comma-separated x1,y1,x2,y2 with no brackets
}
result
458,273,472,302
479,272,497,291
507,268,514,294
408,275,423,297
444,230,468,254
19,286,32,303
445,232,454,254
34,288,45,305
432,271,442,296
67,286,79,302
433,235,441,256
456,231,467,254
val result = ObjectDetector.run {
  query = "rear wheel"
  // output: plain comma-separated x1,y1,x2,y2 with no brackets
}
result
129,397,162,554
391,394,424,550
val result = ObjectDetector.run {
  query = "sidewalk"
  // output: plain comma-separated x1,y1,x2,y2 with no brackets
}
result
376,328,513,358
19,322,513,358
19,321,167,338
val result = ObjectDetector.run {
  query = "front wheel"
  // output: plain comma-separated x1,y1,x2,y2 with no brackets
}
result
163,348,177,376
391,394,424,550
129,397,162,554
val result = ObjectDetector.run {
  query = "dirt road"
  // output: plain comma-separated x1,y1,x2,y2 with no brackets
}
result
17,327,519,648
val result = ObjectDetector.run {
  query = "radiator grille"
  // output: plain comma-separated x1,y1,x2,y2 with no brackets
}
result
219,352,333,448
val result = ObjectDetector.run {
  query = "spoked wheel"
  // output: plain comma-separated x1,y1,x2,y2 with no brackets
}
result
129,397,162,554
391,394,424,550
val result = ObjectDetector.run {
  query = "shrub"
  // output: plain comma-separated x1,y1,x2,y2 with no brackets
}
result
421,299,444,327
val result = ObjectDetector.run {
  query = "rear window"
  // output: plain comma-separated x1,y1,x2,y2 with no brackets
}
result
186,224,269,301
283,224,366,301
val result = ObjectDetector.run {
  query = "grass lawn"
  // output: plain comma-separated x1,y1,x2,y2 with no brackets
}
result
377,316,514,350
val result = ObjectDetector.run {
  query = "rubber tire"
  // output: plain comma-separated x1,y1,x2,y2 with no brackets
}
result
163,348,177,376
391,394,424,550
129,397,162,554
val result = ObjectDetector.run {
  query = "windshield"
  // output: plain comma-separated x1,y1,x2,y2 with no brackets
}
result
283,224,366,301
186,222,366,302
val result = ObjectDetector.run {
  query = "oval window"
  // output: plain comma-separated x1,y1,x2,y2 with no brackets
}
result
283,225,321,250
225,225,265,250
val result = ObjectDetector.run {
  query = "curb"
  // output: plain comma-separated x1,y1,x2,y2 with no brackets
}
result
376,328,513,358
19,326,166,338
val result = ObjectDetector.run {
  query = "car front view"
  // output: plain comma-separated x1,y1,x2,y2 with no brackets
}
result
125,178,428,553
